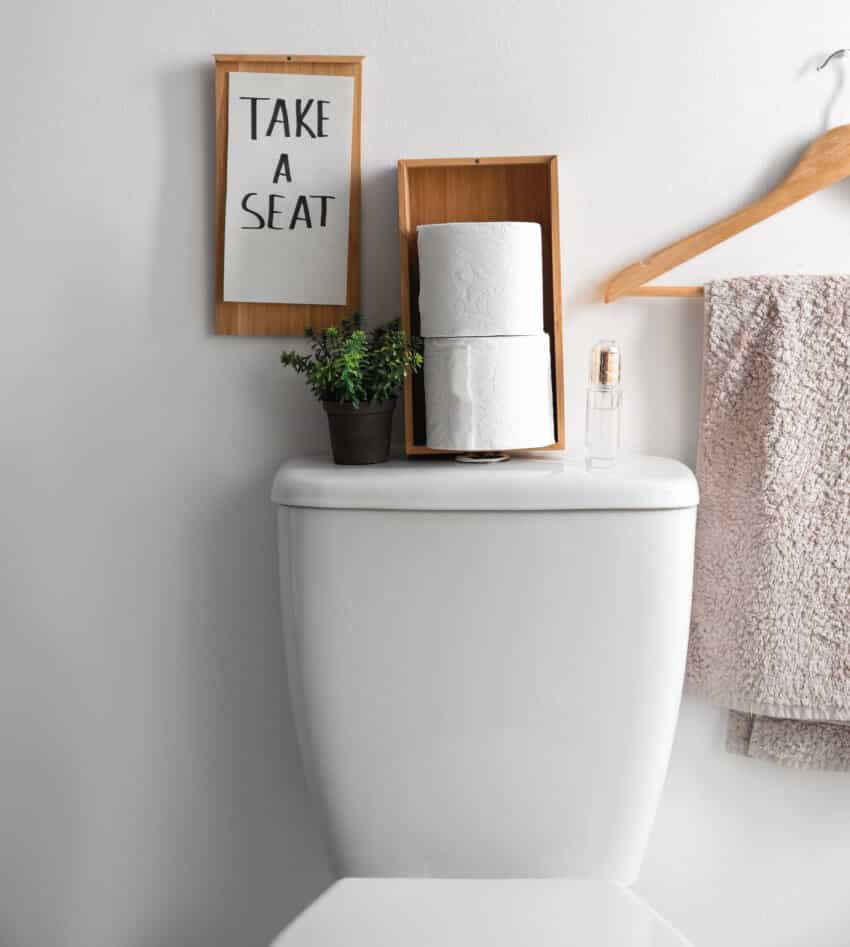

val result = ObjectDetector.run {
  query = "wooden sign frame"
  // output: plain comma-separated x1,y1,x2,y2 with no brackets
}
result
398,155,565,455
214,54,363,336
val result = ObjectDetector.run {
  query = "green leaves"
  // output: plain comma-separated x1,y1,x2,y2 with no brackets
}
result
280,314,423,407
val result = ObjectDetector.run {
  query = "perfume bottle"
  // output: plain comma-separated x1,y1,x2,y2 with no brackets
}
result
585,340,622,469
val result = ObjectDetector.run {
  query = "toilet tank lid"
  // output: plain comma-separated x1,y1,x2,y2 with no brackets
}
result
271,453,699,511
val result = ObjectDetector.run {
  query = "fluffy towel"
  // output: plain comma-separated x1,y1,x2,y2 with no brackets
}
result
686,275,850,770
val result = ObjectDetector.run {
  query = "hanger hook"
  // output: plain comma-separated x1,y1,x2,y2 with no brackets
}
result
817,49,850,71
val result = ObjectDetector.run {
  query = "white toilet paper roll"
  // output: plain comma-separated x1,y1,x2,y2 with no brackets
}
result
425,333,555,451
417,222,544,337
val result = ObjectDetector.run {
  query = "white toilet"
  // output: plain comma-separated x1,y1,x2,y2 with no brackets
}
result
271,452,699,945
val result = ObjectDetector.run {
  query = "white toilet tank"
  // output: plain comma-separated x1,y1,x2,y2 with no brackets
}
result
273,454,698,884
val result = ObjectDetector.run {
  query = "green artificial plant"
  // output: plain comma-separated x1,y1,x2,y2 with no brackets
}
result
280,314,423,407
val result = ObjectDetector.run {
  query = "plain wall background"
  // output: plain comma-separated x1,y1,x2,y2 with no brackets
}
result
2,1,850,945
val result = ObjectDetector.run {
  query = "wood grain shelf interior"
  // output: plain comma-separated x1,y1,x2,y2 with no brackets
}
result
398,156,565,455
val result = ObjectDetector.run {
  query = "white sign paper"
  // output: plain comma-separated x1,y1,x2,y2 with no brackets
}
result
223,72,354,305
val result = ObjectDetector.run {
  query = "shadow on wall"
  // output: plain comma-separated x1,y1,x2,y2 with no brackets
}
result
147,477,332,947
358,161,413,445
360,163,403,322
632,304,704,466
139,62,334,947
640,695,850,947
148,60,218,335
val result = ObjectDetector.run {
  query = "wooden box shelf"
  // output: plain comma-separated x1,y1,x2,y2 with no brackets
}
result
397,155,565,456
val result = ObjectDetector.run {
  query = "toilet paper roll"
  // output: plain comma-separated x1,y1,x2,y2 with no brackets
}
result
425,333,555,451
417,222,544,337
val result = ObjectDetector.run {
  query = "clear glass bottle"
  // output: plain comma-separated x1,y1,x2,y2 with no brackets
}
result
585,340,622,469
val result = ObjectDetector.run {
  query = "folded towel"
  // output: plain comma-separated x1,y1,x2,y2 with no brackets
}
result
686,275,850,770
727,711,850,770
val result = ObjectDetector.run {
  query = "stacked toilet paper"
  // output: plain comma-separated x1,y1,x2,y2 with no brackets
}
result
418,222,555,451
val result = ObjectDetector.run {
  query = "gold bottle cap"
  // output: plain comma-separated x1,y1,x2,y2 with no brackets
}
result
590,340,621,385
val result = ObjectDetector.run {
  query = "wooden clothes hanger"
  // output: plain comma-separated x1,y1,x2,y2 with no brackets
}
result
604,50,850,302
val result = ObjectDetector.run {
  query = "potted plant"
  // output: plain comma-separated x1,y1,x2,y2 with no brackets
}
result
281,315,423,465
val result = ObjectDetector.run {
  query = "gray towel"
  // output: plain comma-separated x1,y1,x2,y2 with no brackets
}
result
686,275,850,770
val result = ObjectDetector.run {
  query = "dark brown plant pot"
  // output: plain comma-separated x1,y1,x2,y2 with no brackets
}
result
322,398,396,465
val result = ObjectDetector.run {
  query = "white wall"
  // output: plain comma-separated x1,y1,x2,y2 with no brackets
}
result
2,2,850,945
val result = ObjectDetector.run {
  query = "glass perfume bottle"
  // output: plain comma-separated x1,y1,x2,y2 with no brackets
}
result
585,340,622,469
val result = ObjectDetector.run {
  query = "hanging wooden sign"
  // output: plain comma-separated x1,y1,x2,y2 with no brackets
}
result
214,55,363,336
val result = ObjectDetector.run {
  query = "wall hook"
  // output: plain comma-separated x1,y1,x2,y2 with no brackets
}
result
817,49,850,71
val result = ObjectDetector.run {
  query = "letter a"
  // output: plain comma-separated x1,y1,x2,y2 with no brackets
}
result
272,153,292,184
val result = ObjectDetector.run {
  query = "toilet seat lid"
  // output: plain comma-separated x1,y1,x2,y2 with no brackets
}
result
270,879,694,946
